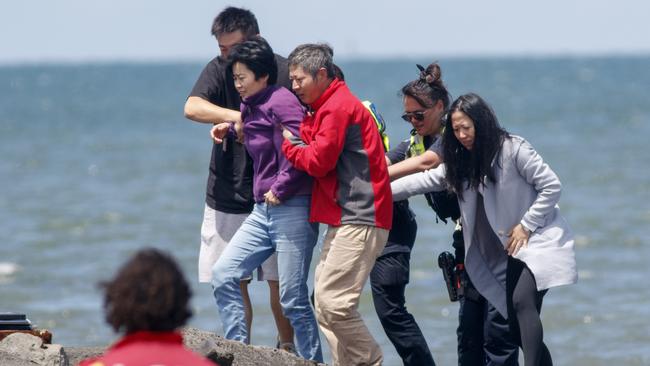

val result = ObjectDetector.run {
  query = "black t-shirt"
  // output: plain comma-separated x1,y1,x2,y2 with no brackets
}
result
385,140,410,166
189,55,291,213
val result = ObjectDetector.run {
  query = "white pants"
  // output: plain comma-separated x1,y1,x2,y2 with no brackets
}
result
198,204,278,283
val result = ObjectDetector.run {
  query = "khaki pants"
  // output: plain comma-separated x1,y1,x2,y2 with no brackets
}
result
314,224,389,366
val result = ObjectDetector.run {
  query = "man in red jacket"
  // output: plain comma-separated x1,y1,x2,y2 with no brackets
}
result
281,43,392,366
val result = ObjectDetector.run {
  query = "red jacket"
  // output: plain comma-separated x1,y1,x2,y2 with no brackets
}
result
78,331,215,366
282,79,392,229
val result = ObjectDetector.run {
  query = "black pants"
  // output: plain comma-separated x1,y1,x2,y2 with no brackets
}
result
370,252,436,366
452,226,520,366
506,258,552,366
458,288,520,366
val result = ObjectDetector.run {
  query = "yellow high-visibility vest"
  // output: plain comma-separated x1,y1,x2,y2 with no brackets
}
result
408,132,426,158
362,100,390,152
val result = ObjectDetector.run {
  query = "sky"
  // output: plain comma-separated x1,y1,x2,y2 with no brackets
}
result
2,0,649,64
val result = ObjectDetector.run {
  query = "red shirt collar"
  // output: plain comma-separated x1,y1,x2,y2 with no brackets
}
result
310,78,344,111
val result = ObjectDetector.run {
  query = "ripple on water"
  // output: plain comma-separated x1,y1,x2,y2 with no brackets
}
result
0,262,21,284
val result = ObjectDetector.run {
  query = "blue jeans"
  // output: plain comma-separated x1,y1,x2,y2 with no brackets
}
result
211,195,322,362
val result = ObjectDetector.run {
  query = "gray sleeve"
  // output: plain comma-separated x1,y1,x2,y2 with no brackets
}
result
391,164,447,201
513,138,562,232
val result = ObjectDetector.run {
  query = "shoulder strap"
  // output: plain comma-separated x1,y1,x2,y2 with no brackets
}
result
362,100,390,152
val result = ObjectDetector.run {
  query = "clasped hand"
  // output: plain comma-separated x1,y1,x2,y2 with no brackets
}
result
210,122,231,143
264,190,281,206
506,223,530,256
210,121,244,143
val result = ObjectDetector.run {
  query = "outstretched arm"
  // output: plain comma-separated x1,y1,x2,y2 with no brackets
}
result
184,96,241,125
388,150,442,181
390,164,447,201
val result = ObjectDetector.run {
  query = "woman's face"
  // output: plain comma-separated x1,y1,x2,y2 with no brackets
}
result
402,95,443,137
451,110,476,150
233,62,268,99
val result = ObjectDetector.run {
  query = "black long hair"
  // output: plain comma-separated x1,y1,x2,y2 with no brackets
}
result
442,93,509,200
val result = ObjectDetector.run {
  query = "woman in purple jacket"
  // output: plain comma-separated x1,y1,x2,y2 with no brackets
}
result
209,37,322,362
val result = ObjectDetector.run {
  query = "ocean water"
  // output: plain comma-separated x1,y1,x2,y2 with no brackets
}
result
1,56,649,365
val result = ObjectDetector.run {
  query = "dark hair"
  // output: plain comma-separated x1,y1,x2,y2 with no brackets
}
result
333,63,345,81
401,62,450,110
442,93,509,200
288,43,336,79
211,7,259,38
101,248,192,334
228,36,278,85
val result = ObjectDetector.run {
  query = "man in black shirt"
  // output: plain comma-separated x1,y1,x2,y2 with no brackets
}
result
184,6,294,350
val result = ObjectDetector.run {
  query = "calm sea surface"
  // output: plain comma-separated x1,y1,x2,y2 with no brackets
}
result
1,57,649,365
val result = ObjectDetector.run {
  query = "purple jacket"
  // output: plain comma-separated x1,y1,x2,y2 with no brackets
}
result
240,85,312,203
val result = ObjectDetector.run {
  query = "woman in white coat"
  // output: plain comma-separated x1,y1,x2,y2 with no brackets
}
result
391,93,577,366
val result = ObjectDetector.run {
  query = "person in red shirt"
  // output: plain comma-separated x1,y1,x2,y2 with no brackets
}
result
79,249,216,366
281,43,392,366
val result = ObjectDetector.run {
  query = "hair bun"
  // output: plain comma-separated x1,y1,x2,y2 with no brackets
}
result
426,62,441,85
416,62,441,85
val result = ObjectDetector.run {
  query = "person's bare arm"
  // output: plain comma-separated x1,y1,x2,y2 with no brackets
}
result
184,96,241,124
388,150,442,181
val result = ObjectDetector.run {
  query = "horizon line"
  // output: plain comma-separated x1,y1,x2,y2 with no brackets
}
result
1,51,649,67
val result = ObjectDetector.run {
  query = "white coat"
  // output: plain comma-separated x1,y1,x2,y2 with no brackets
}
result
391,135,577,291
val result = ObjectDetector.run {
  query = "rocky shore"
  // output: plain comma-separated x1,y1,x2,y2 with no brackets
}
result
0,327,327,366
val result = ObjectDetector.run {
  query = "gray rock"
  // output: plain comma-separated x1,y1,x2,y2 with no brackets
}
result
0,351,37,366
63,346,105,366
181,327,327,366
62,327,328,366
0,332,66,366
